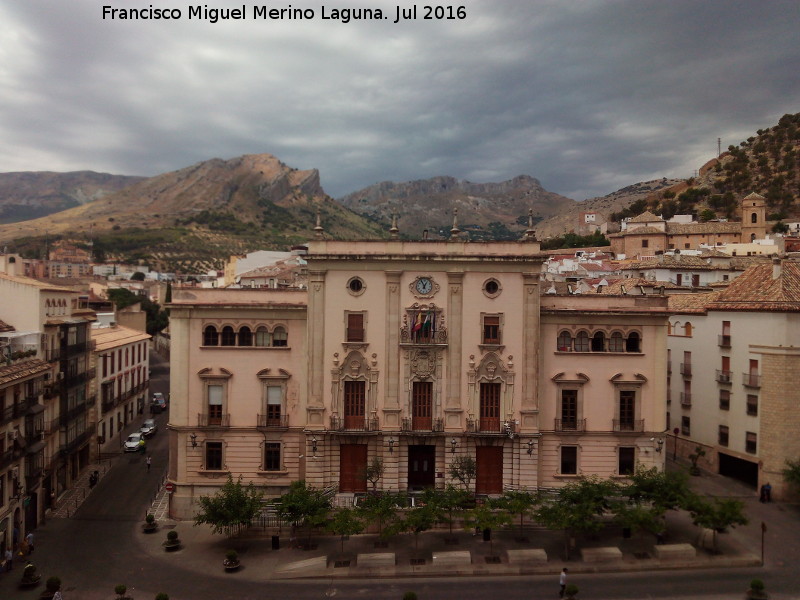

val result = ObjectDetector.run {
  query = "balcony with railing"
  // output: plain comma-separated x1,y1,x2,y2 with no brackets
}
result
1,400,35,424
63,367,97,389
555,418,587,432
680,392,692,407
742,373,761,388
613,419,644,432
718,335,732,348
465,416,506,434
329,414,379,432
62,339,97,358
401,416,444,433
60,397,92,425
716,369,732,384
59,429,93,456
399,322,448,346
197,413,231,427
0,446,23,469
680,363,692,377
257,414,289,428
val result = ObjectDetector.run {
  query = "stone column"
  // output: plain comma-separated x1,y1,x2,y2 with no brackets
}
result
445,272,464,423
383,271,403,430
520,272,540,431
307,269,327,427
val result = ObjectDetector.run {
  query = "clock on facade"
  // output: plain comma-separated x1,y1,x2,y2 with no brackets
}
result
411,276,439,297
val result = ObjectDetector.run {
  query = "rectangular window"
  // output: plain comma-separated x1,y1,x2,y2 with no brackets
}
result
560,446,578,475
479,382,501,432
560,389,578,430
482,315,501,344
619,390,635,430
681,416,690,436
618,447,636,475
264,442,281,471
346,313,365,342
641,239,649,248
266,386,283,426
207,384,223,425
343,380,366,429
718,426,729,447
412,381,433,430
746,431,757,454
719,389,730,410
205,442,223,470
746,394,758,416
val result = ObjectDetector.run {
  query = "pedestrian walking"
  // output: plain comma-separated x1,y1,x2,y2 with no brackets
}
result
146,455,152,472
559,567,568,598
4,547,13,571
25,531,34,554
764,482,772,502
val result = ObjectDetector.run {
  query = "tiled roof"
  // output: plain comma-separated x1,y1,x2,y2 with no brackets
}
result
623,226,665,235
597,278,681,294
668,291,721,313
707,260,800,312
629,211,663,223
0,359,51,386
0,272,76,292
620,255,717,271
665,222,741,234
92,325,151,351
0,319,14,332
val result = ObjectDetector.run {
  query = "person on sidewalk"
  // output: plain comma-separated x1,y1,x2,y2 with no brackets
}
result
4,547,13,571
25,531,34,554
146,455,152,472
559,567,568,598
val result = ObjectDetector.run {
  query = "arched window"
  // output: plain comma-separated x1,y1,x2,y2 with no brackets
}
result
751,212,758,223
591,331,606,352
272,326,288,347
557,331,573,352
609,332,624,352
574,331,590,352
750,233,756,242
684,322,693,337
221,326,236,346
238,326,252,347
626,332,641,353
255,326,269,347
203,325,219,346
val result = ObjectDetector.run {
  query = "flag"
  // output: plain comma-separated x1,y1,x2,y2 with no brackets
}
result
412,312,423,332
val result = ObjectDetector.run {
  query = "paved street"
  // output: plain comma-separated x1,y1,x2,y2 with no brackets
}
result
3,352,800,599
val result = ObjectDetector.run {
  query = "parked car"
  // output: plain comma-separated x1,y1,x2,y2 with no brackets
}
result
150,392,167,414
140,418,157,438
124,432,146,452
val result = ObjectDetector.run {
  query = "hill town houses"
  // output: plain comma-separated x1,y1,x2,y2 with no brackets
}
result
166,223,670,518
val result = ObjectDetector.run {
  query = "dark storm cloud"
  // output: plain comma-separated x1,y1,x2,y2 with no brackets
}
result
1,1,798,200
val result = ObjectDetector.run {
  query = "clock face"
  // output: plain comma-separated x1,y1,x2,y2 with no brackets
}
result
415,277,433,294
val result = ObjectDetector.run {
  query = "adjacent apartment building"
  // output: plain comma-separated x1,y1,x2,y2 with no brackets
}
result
168,236,669,518
668,259,800,499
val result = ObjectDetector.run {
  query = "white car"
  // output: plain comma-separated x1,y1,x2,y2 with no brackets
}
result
140,419,157,438
124,432,145,452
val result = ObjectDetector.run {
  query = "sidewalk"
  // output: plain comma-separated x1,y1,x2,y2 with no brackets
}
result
133,461,768,582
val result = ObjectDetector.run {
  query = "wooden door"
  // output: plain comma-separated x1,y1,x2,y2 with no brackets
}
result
407,445,436,490
339,444,368,492
412,381,432,430
343,380,366,429
476,446,503,494
479,382,501,432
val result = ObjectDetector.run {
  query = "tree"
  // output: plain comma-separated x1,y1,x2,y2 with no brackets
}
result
326,507,365,555
686,495,748,553
619,465,690,538
164,282,173,304
448,455,477,491
131,271,146,281
363,457,384,492
193,474,264,536
688,446,706,475
495,490,539,539
535,477,619,560
277,480,331,547
463,500,512,556
426,485,472,535
389,503,437,554
357,492,404,540
782,458,800,492
107,288,168,335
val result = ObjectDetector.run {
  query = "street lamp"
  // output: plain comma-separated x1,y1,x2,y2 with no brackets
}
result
526,439,534,455
311,435,318,457
190,433,197,448
388,437,395,454
450,438,458,453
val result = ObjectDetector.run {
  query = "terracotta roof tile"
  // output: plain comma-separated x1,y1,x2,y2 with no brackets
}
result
668,291,721,313
708,260,800,312
628,211,663,223
0,359,51,386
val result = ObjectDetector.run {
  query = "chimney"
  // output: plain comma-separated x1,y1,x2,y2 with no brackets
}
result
772,257,782,280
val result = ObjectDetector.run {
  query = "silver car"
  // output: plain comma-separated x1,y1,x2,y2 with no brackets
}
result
140,419,157,438
124,432,145,452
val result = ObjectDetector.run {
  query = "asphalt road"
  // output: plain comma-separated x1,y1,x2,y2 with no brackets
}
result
3,351,800,599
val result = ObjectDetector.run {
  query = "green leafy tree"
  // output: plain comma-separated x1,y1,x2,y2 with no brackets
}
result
463,500,512,556
107,288,168,335
620,465,689,538
131,271,146,281
427,485,472,535
193,474,264,536
357,492,404,540
495,489,539,538
686,496,748,553
363,457,384,492
448,455,477,491
782,458,800,492
277,480,331,547
389,503,437,554
326,507,365,555
688,446,706,475
535,477,619,560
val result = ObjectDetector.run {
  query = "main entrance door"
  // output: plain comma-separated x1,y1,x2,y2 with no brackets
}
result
476,446,503,494
407,445,436,490
339,444,368,492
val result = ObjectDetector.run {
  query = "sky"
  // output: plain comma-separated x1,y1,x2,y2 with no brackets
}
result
1,1,799,201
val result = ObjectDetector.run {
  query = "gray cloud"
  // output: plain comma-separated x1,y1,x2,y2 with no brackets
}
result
1,0,798,200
